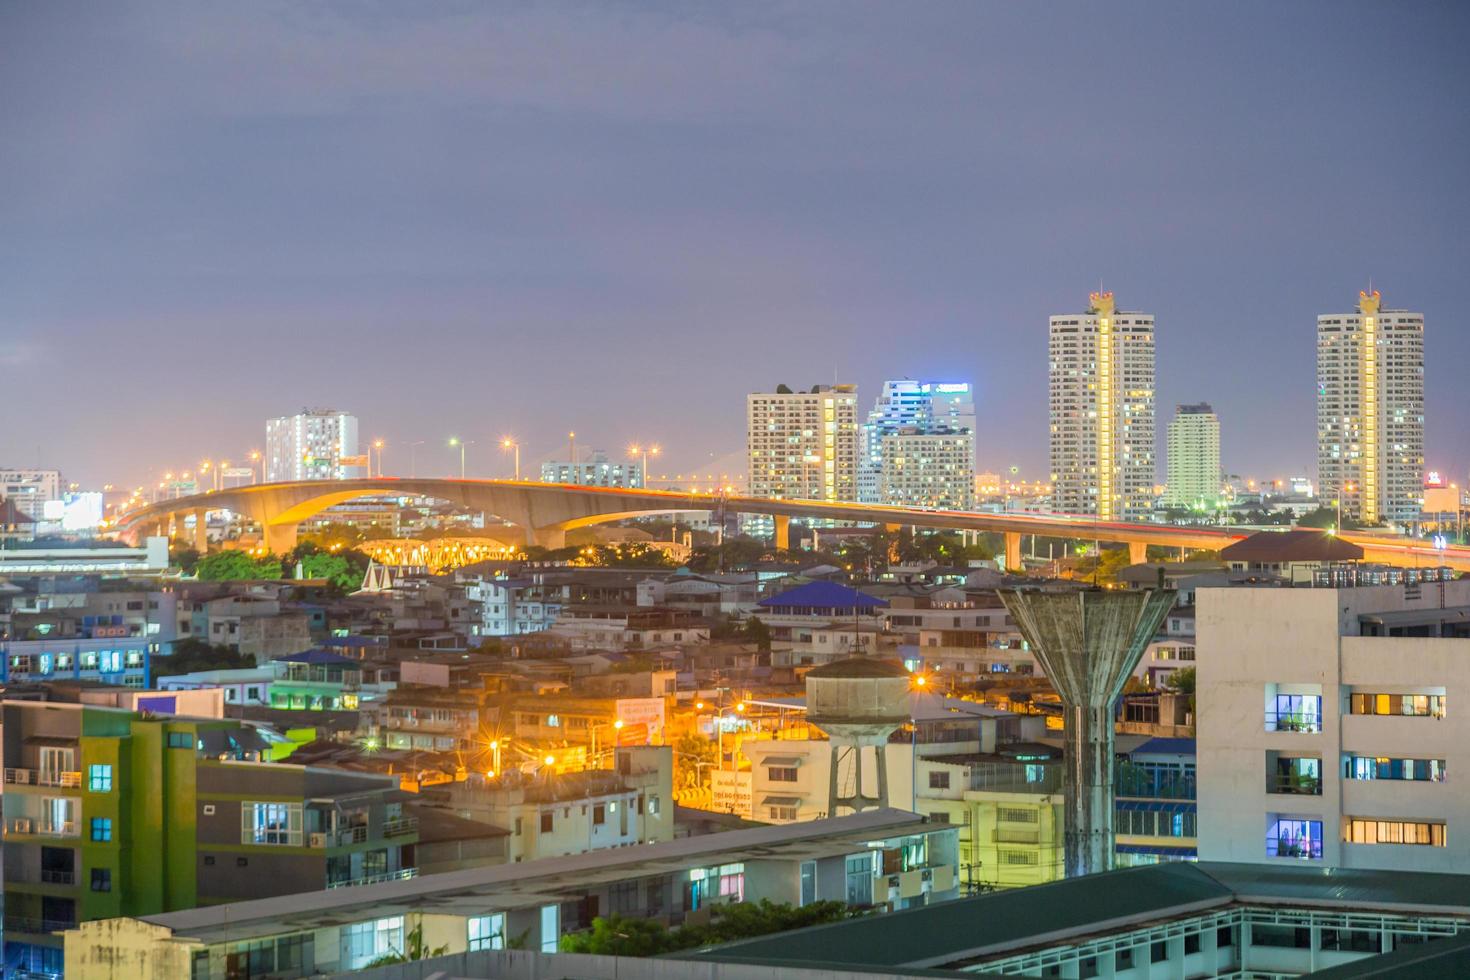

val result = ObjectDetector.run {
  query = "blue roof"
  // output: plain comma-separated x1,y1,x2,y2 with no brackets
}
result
272,649,360,666
1130,737,1197,757
757,581,888,610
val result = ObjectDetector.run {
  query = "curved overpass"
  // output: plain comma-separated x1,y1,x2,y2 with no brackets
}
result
114,478,1470,571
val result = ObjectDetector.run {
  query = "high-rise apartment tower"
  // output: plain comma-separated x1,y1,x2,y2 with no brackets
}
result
1048,292,1156,520
1316,290,1423,526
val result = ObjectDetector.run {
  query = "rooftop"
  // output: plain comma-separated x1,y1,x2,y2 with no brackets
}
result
137,808,937,944
758,581,889,610
1220,529,1364,563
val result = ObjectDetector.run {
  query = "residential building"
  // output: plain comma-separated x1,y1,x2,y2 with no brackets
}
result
1164,402,1221,511
0,538,170,576
539,449,642,488
1114,737,1197,866
859,380,975,509
1048,291,1156,520
465,575,563,637
265,408,363,482
1196,577,1470,871
0,468,63,522
1218,528,1365,584
0,700,416,976
747,384,860,503
433,746,674,862
1316,289,1424,526
687,862,1470,980
64,808,958,978
0,499,37,544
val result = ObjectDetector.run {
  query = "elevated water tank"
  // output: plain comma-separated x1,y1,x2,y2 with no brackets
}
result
804,657,912,815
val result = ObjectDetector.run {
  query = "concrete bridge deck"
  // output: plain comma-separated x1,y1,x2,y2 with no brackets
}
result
114,478,1470,572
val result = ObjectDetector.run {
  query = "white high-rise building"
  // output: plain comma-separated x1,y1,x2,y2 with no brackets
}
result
1165,403,1221,511
1197,575,1469,872
859,380,975,509
0,469,63,521
1316,290,1424,527
747,385,859,503
1048,292,1156,520
265,409,363,482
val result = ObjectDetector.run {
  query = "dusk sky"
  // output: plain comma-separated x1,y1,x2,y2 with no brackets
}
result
4,1,1467,490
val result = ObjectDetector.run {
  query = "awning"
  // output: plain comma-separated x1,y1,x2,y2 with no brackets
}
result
760,796,802,807
762,757,803,768
1116,800,1196,814
23,735,78,746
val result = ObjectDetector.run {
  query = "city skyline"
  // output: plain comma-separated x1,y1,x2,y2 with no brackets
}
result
4,3,1469,490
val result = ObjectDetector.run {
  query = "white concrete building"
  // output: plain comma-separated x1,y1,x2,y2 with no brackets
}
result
1048,291,1156,520
1197,575,1470,871
265,408,362,482
1165,403,1221,511
539,450,642,488
1316,289,1424,526
0,468,62,521
747,385,859,503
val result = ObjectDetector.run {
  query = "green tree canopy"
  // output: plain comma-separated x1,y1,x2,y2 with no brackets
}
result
195,550,283,581
560,901,864,956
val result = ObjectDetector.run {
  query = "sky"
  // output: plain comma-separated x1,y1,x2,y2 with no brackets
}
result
3,1,1468,491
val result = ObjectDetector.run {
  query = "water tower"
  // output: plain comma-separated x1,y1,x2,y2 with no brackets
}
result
1000,588,1175,877
804,657,912,815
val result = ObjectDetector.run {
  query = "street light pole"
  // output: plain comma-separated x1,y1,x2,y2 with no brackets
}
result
449,438,474,479
568,432,577,484
372,439,384,478
408,441,426,478
501,438,520,480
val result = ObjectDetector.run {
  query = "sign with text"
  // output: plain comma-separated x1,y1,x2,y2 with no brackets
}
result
615,697,666,742
711,769,753,818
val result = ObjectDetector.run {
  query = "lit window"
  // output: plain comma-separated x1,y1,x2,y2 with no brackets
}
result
87,765,113,792
468,913,505,951
90,817,113,842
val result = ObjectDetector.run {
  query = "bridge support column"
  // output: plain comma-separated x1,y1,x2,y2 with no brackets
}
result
1129,541,1148,565
192,509,208,553
1003,532,1022,572
773,515,791,552
530,526,566,550
263,523,298,556
884,523,902,534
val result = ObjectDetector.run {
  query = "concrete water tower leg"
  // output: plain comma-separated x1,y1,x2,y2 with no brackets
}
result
773,515,790,551
1004,532,1022,571
1129,541,1148,564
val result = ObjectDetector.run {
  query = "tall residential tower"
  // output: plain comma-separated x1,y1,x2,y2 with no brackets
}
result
1165,403,1221,511
1048,292,1156,520
1316,290,1424,526
859,380,975,510
747,385,859,502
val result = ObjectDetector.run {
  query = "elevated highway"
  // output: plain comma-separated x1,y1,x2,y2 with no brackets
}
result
114,478,1470,572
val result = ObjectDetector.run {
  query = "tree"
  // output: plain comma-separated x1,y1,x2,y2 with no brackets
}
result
154,638,256,676
673,732,718,800
170,546,202,575
294,548,371,593
560,901,863,956
1165,666,1195,696
195,550,282,581
744,615,772,653
1297,506,1358,531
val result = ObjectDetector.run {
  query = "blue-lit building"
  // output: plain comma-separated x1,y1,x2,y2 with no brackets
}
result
858,379,976,509
1,636,153,688
1115,737,1197,865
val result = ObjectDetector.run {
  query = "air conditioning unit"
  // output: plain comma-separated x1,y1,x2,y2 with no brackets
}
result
887,875,901,887
12,818,32,834
921,868,933,882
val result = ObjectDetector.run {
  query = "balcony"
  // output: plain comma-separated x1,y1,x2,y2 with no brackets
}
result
309,825,371,848
992,828,1042,845
1268,774,1323,796
40,869,76,886
4,768,82,788
326,867,418,889
6,818,79,838
382,816,419,839
1264,711,1322,734
1266,836,1323,860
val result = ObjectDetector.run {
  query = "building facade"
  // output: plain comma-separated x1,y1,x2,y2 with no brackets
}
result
0,469,63,522
1165,403,1221,511
539,450,643,489
1048,292,1156,520
265,409,362,482
859,380,975,509
747,385,859,503
1316,289,1424,526
1197,578,1470,872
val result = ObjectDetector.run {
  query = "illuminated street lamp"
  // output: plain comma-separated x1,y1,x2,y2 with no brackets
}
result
628,443,660,489
247,451,262,484
448,438,474,479
408,440,426,478
372,439,385,478
501,437,520,480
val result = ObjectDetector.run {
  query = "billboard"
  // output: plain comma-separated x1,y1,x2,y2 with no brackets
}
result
711,769,753,818
615,697,666,742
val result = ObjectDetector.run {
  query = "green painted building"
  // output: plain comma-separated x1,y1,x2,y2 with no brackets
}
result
2,700,416,978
